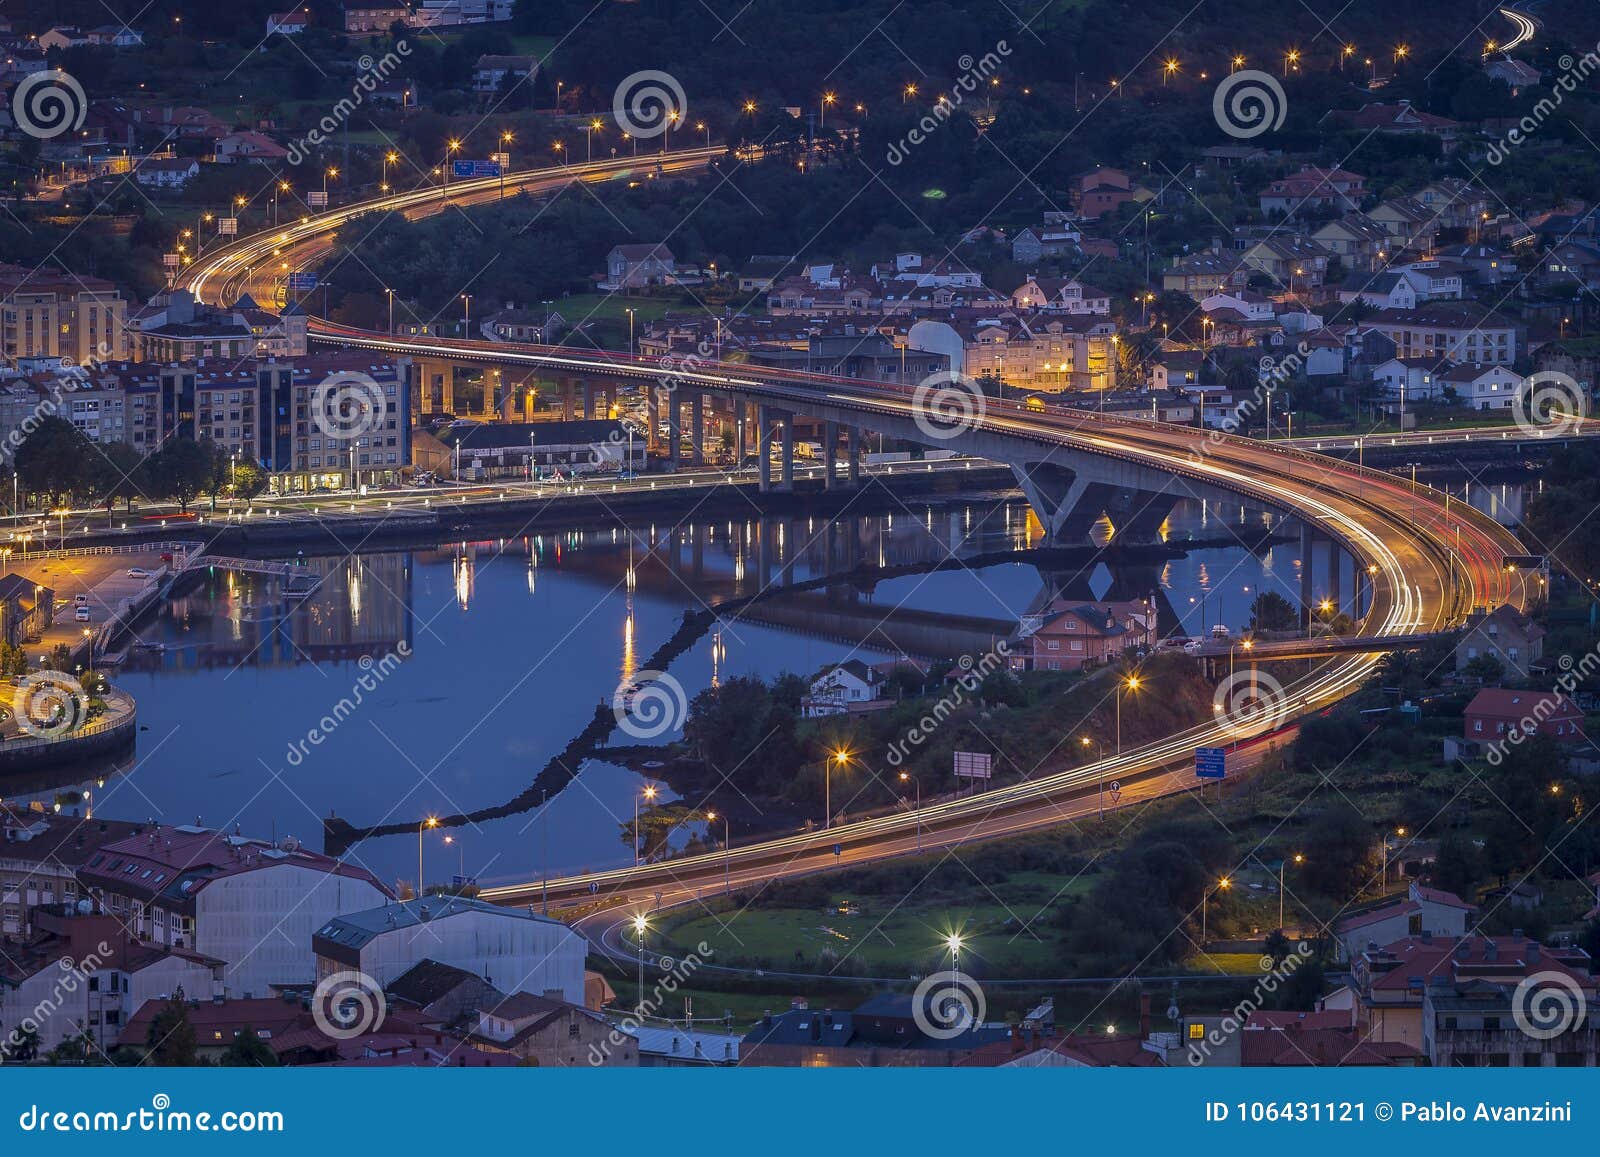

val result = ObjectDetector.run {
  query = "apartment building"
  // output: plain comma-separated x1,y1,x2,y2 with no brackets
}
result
0,263,130,366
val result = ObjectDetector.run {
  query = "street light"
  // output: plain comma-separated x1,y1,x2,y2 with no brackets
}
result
634,784,657,865
632,912,649,1013
1162,58,1179,85
585,119,601,162
825,748,851,829
417,816,439,895
899,771,921,851
705,809,732,892
1381,826,1408,886
382,150,397,191
1116,674,1141,755
1278,853,1303,930
1202,875,1231,945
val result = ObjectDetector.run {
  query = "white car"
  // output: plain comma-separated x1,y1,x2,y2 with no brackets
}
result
74,606,91,622
127,567,152,579
72,593,90,606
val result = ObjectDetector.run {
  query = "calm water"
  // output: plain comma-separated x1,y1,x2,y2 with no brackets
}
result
18,474,1521,890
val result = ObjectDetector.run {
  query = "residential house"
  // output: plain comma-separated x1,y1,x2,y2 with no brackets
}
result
1393,259,1466,301
1334,882,1477,963
1423,976,1598,1067
736,255,795,292
1010,597,1157,672
908,312,1117,393
85,25,146,48
487,307,565,343
1365,302,1520,365
1351,933,1595,1062
1436,363,1524,410
313,895,587,1005
602,243,676,290
1463,687,1587,746
1148,349,1206,390
76,823,392,998
266,11,311,34
1456,604,1546,678
803,660,886,717
1072,166,1148,218
0,573,52,646
1320,101,1462,143
0,261,130,365
468,991,635,1066
1433,243,1518,288
1238,236,1331,291
1009,276,1109,315
345,6,413,32
133,157,200,190
1338,271,1419,311
213,131,290,164
473,54,537,94
1313,214,1392,273
36,27,90,51
1485,57,1542,92
1162,252,1249,299
118,996,313,1063
1,806,141,938
1258,166,1366,217
1370,356,1449,404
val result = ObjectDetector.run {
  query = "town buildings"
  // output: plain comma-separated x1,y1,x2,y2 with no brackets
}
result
0,263,130,366
1009,597,1158,672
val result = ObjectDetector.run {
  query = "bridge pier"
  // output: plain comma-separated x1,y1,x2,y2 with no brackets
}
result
779,411,795,491
691,393,705,465
582,382,598,420
646,384,660,451
823,420,839,490
847,426,862,487
1300,524,1315,625
666,393,681,471
483,370,498,419
561,379,577,422
757,405,773,492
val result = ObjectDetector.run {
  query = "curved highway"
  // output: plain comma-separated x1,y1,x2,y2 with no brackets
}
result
180,151,1534,935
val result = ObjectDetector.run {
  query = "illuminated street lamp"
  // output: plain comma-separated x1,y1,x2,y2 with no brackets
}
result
417,816,439,895
632,912,650,1012
1162,58,1179,86
323,166,337,195
1202,876,1230,944
382,150,398,191
902,83,917,104
1116,673,1141,755
1283,48,1300,76
1341,43,1356,71
1231,54,1245,74
821,91,836,127
1278,853,1303,930
634,784,657,865
705,809,732,892
825,748,851,829
899,771,921,851
584,119,601,161
1381,826,1408,885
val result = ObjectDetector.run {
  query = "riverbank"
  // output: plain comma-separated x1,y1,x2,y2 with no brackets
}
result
0,679,137,774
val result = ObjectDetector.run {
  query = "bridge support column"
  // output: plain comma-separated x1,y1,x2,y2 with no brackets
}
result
561,379,576,422
823,420,839,490
645,385,659,451
757,405,773,492
666,394,681,471
847,426,862,487
691,393,705,465
582,383,598,420
779,412,795,491
605,384,616,417
1327,541,1343,617
483,371,498,419
1300,524,1316,627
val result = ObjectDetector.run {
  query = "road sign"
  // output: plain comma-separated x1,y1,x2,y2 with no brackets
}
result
285,271,319,292
218,217,238,236
954,751,992,780
307,189,329,208
452,159,502,179
451,874,478,889
490,151,511,169
161,252,179,269
1195,746,1227,780
833,843,842,857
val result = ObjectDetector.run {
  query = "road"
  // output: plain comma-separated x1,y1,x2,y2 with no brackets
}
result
179,150,1533,937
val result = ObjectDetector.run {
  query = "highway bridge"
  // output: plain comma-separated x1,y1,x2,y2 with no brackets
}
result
181,150,1536,940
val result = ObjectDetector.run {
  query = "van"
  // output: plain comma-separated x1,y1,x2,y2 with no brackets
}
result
72,594,90,607
74,606,91,622
1210,624,1232,640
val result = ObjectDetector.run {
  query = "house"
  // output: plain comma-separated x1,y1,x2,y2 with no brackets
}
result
1434,243,1518,287
213,131,290,164
1010,224,1082,264
1333,882,1476,962
266,11,311,35
803,660,886,717
132,157,200,190
1423,975,1598,1067
907,312,1117,394
1370,357,1449,403
0,806,141,938
629,1024,740,1066
1435,363,1524,410
487,307,565,343
0,905,223,1056
0,573,52,645
1148,349,1206,390
1352,933,1596,1063
1162,252,1249,298
1009,597,1157,672
1313,214,1392,272
602,243,676,290
736,255,795,292
1463,687,1587,746
36,27,90,51
1456,604,1546,678
1320,101,1461,142
1392,259,1466,301
1337,271,1420,311
1071,167,1149,218
345,5,413,32
1485,57,1542,91
1009,276,1109,315
76,822,392,999
384,959,505,1027
468,990,633,1065
474,54,538,94
313,895,587,1005
1200,289,1274,324
1364,302,1520,365
1238,236,1331,290
85,25,146,48
1258,166,1366,217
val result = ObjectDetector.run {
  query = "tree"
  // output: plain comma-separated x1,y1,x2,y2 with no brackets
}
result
13,417,89,506
219,1026,277,1067
1431,832,1482,899
1249,591,1299,633
199,440,233,512
232,460,268,507
1301,806,1378,902
146,996,198,1066
85,442,149,521
150,439,212,513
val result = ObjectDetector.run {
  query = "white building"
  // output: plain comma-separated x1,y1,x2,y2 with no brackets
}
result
803,660,885,717
313,895,586,1005
1437,363,1524,409
77,824,391,999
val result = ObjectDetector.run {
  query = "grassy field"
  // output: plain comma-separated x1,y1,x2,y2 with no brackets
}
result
661,870,1096,978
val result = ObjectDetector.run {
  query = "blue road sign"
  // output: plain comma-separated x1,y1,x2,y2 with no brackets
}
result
1195,746,1227,780
452,159,502,179
285,271,319,292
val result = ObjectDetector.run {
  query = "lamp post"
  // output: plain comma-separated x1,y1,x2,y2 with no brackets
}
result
1116,674,1141,755
634,784,657,865
899,771,921,851
1381,826,1408,887
382,150,397,192
1202,876,1230,945
417,816,438,896
82,626,93,674
585,119,601,162
632,913,648,1014
1278,853,1303,930
825,749,851,829
705,809,732,892
385,288,394,335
